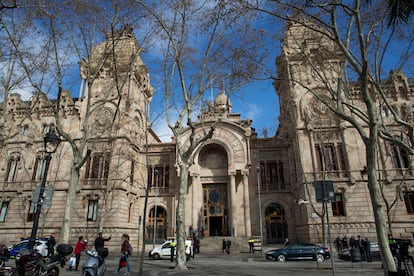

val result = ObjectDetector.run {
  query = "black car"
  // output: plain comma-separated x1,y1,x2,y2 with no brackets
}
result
265,242,331,263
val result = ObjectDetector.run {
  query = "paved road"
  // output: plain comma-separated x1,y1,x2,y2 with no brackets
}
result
58,252,388,276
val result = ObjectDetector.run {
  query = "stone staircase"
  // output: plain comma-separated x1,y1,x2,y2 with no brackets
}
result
197,236,263,254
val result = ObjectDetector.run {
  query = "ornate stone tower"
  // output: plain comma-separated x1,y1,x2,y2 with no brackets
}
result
79,26,154,147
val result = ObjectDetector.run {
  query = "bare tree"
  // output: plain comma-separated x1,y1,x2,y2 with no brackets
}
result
135,0,266,271
0,1,151,244
238,0,414,273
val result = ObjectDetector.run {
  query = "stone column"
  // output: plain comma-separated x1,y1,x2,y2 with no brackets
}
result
229,171,236,236
242,170,251,237
190,173,200,229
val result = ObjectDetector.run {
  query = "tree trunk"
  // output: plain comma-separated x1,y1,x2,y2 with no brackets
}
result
175,162,189,271
60,163,80,243
366,137,396,273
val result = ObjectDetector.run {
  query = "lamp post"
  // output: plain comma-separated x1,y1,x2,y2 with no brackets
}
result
152,169,159,249
29,129,61,251
256,167,264,256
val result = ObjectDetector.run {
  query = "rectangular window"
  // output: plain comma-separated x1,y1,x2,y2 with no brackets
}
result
148,165,170,188
87,200,98,221
128,203,133,223
259,161,285,190
130,160,135,184
85,153,111,179
391,145,410,175
27,201,35,222
403,192,414,214
315,143,348,175
5,158,19,182
20,125,29,135
0,202,9,222
331,193,345,216
43,124,55,134
32,157,46,181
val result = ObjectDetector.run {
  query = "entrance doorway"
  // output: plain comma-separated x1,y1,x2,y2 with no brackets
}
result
209,216,223,236
265,203,287,244
202,184,229,236
147,206,167,242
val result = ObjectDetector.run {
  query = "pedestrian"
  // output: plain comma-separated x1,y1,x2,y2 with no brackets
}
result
46,233,56,256
284,238,289,246
335,236,341,251
364,237,372,262
349,236,356,248
342,235,348,249
116,234,132,275
73,236,87,271
170,240,176,262
388,234,397,255
94,232,111,250
222,239,226,254
193,235,200,255
189,225,194,238
248,237,255,253
357,235,365,261
225,239,231,255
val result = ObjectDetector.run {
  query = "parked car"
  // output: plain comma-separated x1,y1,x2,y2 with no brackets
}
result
149,240,193,260
265,242,331,263
338,242,381,261
8,238,49,258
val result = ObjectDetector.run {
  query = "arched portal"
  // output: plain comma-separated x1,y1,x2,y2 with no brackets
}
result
198,144,229,237
265,203,288,244
147,206,167,242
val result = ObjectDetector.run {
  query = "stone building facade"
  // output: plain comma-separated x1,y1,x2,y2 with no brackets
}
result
0,23,413,251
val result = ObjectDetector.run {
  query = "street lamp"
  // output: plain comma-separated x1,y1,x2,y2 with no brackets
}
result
256,167,264,256
29,129,61,250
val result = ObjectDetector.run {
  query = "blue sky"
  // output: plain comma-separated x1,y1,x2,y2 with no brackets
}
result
146,70,281,142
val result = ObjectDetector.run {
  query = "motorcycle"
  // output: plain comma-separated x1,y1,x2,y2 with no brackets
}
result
14,244,72,276
0,245,13,276
82,248,108,276
41,244,73,276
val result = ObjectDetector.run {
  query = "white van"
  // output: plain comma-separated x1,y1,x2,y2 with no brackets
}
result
149,240,193,260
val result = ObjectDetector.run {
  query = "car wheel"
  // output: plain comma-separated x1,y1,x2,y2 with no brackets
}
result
277,255,286,262
316,254,324,263
153,253,160,260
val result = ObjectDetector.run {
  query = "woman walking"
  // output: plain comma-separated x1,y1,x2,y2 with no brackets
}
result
116,234,132,275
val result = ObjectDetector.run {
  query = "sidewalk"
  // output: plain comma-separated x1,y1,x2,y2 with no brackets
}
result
59,250,385,276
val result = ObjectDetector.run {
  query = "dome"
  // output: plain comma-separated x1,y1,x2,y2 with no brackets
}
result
215,91,232,108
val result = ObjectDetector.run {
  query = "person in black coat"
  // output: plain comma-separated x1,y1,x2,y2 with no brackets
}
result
94,232,111,250
225,239,231,255
364,237,372,262
46,233,56,256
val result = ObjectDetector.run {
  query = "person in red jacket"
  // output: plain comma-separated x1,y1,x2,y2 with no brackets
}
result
73,236,87,271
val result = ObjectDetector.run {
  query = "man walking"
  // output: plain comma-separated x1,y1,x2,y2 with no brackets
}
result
225,239,231,255
94,232,111,250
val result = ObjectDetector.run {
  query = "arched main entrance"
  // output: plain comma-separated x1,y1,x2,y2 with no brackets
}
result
265,203,288,244
198,144,229,237
147,206,167,242
202,183,229,236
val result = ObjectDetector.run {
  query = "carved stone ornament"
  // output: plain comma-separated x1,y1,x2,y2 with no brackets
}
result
94,107,114,129
309,95,331,118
